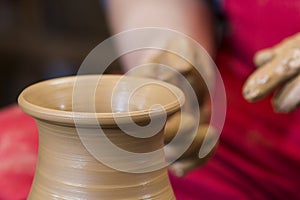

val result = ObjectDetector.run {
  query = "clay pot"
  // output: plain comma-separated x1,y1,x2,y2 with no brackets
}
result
18,75,184,200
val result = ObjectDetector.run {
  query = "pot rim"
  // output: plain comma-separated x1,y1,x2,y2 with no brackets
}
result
18,75,185,126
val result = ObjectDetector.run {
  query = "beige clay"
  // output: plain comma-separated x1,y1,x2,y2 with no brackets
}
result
18,75,185,200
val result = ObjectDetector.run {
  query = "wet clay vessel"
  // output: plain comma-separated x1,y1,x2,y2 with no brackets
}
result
18,75,184,199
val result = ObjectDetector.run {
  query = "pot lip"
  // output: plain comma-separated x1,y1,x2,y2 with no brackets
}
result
18,75,185,126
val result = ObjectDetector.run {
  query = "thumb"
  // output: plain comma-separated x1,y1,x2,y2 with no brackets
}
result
165,124,218,177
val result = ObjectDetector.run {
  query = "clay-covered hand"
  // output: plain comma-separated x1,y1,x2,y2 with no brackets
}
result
243,33,300,112
164,111,217,177
128,38,217,176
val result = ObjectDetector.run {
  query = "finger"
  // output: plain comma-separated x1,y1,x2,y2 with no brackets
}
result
187,67,209,107
165,125,217,176
164,110,210,143
165,124,216,159
254,48,275,67
165,38,195,73
255,32,300,68
151,38,194,77
163,50,193,74
273,74,300,113
181,124,211,158
150,40,194,82
243,48,300,102
168,138,217,177
164,112,196,143
127,63,158,79
168,156,208,177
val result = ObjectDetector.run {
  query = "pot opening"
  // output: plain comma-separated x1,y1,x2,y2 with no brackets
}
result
18,75,184,125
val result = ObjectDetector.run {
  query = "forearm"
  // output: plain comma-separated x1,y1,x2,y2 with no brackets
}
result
107,0,216,70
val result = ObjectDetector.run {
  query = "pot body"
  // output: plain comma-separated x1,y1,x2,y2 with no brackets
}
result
28,120,175,199
18,75,183,200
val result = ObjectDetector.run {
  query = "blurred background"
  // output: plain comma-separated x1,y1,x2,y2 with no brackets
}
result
0,0,119,108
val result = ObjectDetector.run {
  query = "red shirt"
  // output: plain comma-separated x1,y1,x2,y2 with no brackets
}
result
171,0,300,199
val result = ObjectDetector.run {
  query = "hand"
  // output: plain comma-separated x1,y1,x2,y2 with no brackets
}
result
243,33,300,113
164,111,217,177
128,38,217,176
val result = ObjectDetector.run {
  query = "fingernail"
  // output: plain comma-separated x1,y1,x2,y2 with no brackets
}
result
274,64,289,75
243,87,260,101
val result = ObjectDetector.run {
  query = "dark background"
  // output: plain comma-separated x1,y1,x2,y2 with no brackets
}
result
0,0,118,108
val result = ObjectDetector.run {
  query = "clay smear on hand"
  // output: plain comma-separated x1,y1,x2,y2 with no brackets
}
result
243,33,300,102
